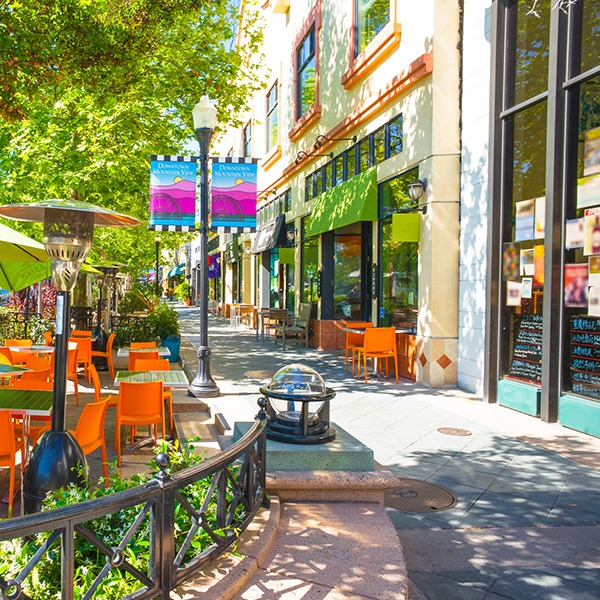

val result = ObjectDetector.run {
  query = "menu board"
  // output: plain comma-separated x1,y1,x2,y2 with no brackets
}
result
570,316,600,399
508,314,543,385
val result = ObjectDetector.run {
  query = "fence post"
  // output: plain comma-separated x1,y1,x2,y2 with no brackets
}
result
153,452,174,598
256,398,270,508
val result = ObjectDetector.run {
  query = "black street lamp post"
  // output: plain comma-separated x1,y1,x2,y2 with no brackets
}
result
155,236,160,297
0,197,139,513
188,96,220,398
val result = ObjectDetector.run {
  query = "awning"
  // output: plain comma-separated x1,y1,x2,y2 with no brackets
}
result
251,215,290,254
167,263,185,277
305,167,378,237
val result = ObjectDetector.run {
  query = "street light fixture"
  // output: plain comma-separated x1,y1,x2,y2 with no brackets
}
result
0,197,139,513
188,95,220,398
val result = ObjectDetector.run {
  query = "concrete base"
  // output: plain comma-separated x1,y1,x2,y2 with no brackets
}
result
233,421,374,471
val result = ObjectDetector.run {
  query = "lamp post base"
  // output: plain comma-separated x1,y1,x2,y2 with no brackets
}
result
23,430,88,514
188,346,220,398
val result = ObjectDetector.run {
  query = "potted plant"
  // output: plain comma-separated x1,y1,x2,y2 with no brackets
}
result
147,301,180,362
174,281,192,306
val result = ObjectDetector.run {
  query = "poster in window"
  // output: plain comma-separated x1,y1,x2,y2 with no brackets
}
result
522,277,533,299
566,218,585,249
589,287,600,317
507,281,522,306
584,207,600,255
503,242,520,280
520,248,534,276
564,263,588,308
534,197,545,239
589,256,600,287
584,126,600,177
533,244,545,287
515,199,535,241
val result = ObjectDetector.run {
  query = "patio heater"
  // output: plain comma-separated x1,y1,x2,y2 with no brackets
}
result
0,198,139,513
260,364,336,444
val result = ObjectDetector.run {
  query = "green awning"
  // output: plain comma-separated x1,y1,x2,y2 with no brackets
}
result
306,167,378,237
168,263,185,277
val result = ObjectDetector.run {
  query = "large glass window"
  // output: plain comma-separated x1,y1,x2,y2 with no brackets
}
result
266,83,278,152
333,224,362,320
242,121,252,158
297,27,316,118
380,170,419,331
302,218,319,303
355,0,390,56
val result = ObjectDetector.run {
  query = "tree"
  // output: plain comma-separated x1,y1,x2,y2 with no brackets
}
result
0,0,265,274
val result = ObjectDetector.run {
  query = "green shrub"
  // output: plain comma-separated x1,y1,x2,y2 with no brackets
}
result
147,302,180,340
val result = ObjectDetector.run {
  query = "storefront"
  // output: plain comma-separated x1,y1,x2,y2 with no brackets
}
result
488,0,600,435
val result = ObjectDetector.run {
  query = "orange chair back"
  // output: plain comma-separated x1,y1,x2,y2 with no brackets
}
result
4,339,32,347
88,364,117,406
71,330,92,338
346,322,374,348
71,399,109,482
67,347,79,376
363,327,397,353
0,347,13,364
134,358,170,372
43,331,54,345
130,342,157,349
18,368,52,383
70,338,92,360
25,355,51,370
11,380,53,390
128,350,159,371
0,409,20,517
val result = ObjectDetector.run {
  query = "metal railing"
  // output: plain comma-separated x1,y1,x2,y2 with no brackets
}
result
0,411,268,600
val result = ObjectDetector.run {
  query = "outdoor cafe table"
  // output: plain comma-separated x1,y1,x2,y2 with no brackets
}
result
0,363,30,385
116,346,171,358
113,370,188,387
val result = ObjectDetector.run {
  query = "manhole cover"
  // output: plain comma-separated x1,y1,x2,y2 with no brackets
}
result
384,478,457,512
244,370,276,380
437,427,472,436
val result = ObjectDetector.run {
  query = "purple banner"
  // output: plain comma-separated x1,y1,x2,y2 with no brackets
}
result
208,254,221,279
149,156,197,231
210,158,258,231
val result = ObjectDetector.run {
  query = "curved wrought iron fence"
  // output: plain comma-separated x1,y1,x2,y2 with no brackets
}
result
0,415,268,600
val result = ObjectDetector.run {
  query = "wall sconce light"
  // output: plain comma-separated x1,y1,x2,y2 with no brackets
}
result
286,227,296,245
407,178,428,202
259,188,277,200
295,150,334,165
313,134,357,150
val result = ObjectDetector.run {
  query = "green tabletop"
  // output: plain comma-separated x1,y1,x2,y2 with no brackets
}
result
0,388,53,416
116,346,171,357
114,370,188,387
0,364,29,374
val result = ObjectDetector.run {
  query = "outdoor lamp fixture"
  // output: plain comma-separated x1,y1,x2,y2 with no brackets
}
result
0,197,139,513
294,150,334,165
259,364,336,444
189,95,220,398
313,134,357,150
407,178,427,202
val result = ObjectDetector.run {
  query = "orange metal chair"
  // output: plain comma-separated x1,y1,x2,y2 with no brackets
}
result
115,381,165,467
91,332,116,379
130,342,157,349
345,322,374,376
133,359,173,430
128,350,159,371
358,327,399,384
70,337,92,382
69,399,110,484
67,347,80,404
0,409,23,518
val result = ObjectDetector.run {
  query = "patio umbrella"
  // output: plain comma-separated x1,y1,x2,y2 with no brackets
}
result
0,222,50,292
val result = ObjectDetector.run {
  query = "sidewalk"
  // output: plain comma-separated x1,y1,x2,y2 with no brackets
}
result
177,307,600,600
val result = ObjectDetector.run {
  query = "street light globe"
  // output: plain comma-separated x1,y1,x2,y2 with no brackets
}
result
192,95,217,130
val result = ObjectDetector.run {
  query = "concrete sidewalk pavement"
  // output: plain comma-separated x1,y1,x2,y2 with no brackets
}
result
177,306,600,600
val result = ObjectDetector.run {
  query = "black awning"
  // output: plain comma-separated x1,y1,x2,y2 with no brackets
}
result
251,215,290,254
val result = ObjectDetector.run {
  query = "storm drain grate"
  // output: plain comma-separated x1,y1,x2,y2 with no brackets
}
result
384,478,457,512
437,427,472,436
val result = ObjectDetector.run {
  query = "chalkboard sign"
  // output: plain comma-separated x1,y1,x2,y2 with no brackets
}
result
570,316,600,399
508,314,543,385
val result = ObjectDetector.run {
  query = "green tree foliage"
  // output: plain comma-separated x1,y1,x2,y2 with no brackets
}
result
0,0,264,272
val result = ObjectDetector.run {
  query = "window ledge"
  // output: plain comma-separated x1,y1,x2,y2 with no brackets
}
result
342,22,402,90
288,104,322,142
262,144,282,170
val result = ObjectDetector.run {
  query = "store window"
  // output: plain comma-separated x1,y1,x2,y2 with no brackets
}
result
333,224,362,320
355,0,390,56
379,169,419,331
297,26,316,119
242,121,252,158
302,217,319,303
266,83,278,152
